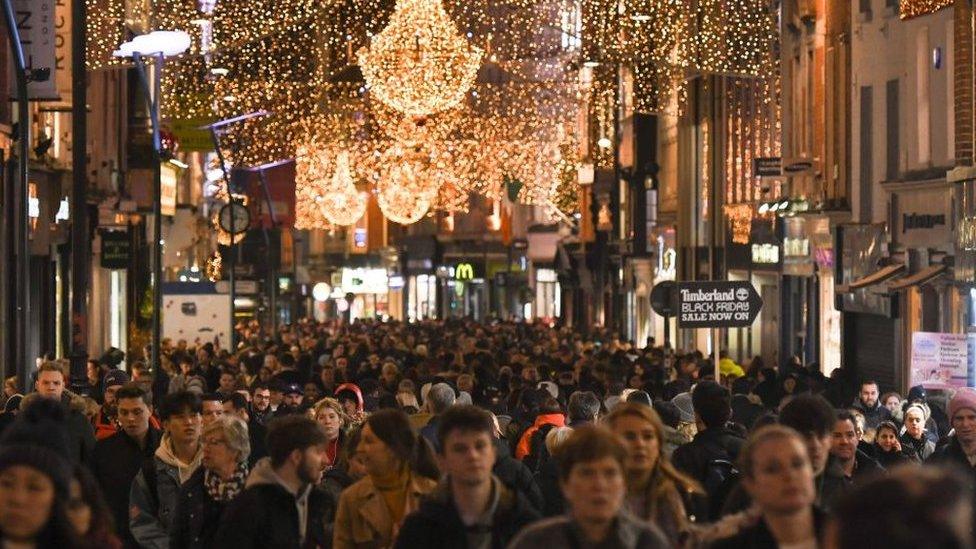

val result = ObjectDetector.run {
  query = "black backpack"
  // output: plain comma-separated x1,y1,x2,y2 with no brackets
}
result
525,423,558,473
703,457,739,520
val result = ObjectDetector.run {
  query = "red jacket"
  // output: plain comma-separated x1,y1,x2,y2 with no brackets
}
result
516,413,566,460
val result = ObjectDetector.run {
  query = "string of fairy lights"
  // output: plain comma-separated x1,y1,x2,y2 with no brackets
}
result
87,0,782,229
898,0,952,20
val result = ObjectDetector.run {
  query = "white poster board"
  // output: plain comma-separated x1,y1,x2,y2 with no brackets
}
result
162,287,232,349
911,332,970,389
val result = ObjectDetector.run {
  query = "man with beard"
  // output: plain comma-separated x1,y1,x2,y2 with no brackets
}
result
250,383,273,425
213,416,331,548
274,383,305,417
92,369,131,440
852,380,892,430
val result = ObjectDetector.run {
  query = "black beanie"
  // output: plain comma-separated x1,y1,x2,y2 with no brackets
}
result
0,398,73,497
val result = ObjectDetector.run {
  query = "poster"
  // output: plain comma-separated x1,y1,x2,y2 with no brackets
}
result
910,332,970,389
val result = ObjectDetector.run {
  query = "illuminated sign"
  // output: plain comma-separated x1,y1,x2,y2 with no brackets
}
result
783,237,809,257
161,163,178,216
455,263,475,281
751,244,780,264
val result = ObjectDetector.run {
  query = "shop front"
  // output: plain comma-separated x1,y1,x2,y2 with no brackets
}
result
401,236,438,321
726,217,781,367
334,267,390,320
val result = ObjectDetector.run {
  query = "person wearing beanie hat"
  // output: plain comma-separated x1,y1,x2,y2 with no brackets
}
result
900,402,936,462
93,369,131,441
931,388,976,481
0,399,80,547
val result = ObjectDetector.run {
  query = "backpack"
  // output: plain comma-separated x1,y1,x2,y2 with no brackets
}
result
525,423,558,473
703,457,739,520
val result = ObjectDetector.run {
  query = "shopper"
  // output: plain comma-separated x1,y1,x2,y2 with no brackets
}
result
69,466,123,549
34,361,96,465
829,409,884,485
92,369,131,441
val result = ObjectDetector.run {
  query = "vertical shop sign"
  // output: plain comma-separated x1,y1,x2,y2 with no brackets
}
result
13,0,59,100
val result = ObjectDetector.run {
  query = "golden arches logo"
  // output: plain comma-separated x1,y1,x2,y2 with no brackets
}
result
455,263,475,281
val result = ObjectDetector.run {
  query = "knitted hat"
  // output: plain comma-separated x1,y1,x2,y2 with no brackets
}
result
904,402,930,423
0,398,73,498
949,388,976,420
103,368,130,389
671,392,695,423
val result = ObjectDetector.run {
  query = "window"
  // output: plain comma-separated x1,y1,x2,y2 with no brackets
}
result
886,79,900,179
859,86,873,221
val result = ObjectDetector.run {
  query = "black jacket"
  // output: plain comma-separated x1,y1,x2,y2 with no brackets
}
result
170,467,234,549
851,399,892,430
212,469,329,549
533,458,564,517
710,507,826,549
672,426,746,486
491,439,544,513
247,419,268,467
395,478,540,549
91,427,162,548
848,449,885,485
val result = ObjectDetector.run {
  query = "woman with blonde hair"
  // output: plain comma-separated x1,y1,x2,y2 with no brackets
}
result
604,402,705,545
313,397,350,472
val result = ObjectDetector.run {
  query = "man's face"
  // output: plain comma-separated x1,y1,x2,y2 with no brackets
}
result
297,445,327,485
830,419,858,462
802,432,832,475
164,409,202,447
219,374,236,392
560,456,625,525
223,400,248,423
103,385,121,409
35,371,64,400
953,409,976,444
283,393,303,408
201,400,224,425
253,389,271,411
439,430,496,487
859,383,879,408
117,397,151,439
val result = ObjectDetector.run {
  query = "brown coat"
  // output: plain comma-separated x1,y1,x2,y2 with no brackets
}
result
333,472,437,549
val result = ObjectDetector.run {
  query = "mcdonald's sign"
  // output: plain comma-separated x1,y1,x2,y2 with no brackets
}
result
455,263,475,281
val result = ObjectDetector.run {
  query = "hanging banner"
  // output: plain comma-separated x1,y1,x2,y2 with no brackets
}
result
910,331,970,389
13,0,59,100
676,281,763,329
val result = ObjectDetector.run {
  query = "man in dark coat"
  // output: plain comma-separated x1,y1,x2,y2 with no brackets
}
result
851,380,892,430
91,383,162,548
491,436,544,512
35,361,96,465
213,415,330,548
397,406,540,548
222,392,268,466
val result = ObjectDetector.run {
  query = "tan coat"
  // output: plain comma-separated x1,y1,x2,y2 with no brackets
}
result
332,472,437,549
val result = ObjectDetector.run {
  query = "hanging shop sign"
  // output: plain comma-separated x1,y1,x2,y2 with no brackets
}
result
888,183,952,250
13,0,58,100
100,228,130,270
650,281,676,317
676,281,763,329
910,331,973,389
783,216,814,276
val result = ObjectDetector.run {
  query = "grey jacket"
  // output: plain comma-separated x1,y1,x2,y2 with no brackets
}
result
507,513,669,549
129,436,203,549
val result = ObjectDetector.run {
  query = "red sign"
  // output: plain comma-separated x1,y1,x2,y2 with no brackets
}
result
234,161,297,229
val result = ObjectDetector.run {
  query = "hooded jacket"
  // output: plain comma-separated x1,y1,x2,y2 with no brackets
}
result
129,434,203,549
213,457,330,549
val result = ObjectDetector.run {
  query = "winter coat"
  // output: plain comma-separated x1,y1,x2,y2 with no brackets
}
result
848,449,885,486
872,445,911,468
900,431,936,462
672,426,746,488
129,435,204,549
333,470,437,549
393,477,539,549
57,390,97,466
533,458,564,517
515,412,566,460
167,373,206,395
169,467,236,549
491,438,544,513
851,398,892,430
708,507,826,549
91,427,162,548
507,513,669,549
212,458,331,549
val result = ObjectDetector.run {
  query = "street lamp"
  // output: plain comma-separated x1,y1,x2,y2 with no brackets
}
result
113,30,191,375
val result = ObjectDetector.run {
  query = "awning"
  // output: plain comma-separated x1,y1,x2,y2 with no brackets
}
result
887,264,947,291
847,263,906,290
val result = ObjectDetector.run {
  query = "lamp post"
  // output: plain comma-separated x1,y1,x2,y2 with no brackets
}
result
113,31,191,375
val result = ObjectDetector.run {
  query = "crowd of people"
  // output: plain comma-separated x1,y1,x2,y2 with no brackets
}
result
0,317,974,548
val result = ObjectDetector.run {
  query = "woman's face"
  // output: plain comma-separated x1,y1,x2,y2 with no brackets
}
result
316,407,344,441
783,378,797,393
610,415,660,477
304,384,322,403
340,399,358,417
884,396,901,414
876,428,899,452
358,424,399,476
66,479,91,536
202,431,240,474
745,436,815,515
0,465,56,542
905,409,925,438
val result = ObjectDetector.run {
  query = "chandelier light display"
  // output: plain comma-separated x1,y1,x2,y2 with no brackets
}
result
358,0,484,117
315,151,368,226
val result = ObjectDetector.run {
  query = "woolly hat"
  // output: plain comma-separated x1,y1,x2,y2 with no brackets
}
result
670,392,695,423
904,402,930,423
102,368,130,389
949,388,976,420
0,398,73,498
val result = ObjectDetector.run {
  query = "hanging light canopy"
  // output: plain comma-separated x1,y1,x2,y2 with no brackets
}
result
358,0,483,117
316,151,368,226
377,158,439,224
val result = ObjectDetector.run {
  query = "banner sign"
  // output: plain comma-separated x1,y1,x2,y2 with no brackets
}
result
910,331,972,389
14,0,59,100
99,228,129,270
676,281,763,329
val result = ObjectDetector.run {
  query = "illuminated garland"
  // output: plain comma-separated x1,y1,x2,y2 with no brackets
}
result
899,0,952,20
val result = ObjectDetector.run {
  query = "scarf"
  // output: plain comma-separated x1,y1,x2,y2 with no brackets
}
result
205,462,249,502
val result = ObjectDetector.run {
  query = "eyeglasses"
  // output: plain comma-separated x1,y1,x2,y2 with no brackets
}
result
203,437,227,447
